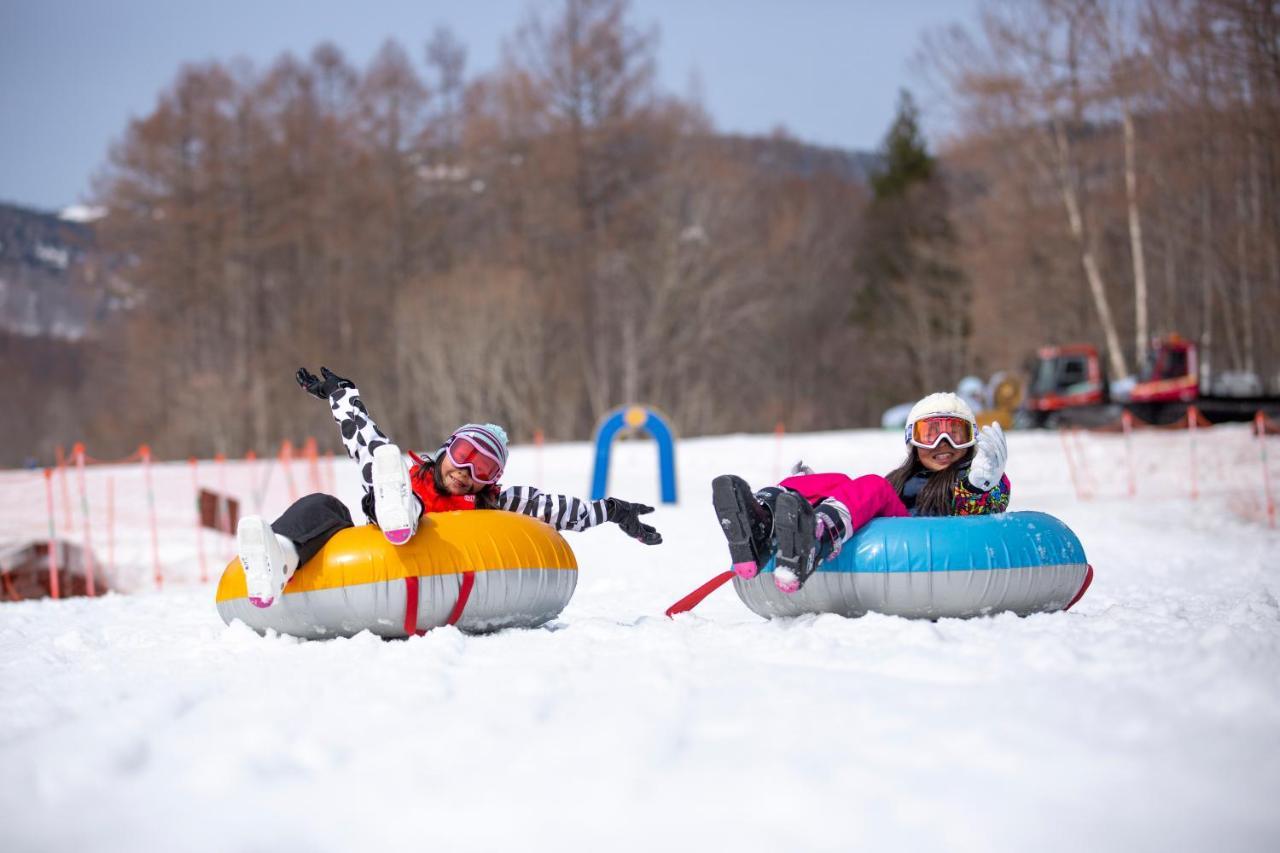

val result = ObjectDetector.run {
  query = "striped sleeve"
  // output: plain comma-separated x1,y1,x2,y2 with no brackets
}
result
495,485,611,532
328,385,396,491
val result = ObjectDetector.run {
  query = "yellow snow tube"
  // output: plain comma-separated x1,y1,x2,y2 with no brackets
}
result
215,510,577,638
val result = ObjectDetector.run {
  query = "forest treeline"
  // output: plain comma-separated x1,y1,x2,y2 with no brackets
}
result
18,0,1279,464
932,0,1280,386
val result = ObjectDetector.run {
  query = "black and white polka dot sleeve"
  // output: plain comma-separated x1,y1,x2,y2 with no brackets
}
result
328,385,396,492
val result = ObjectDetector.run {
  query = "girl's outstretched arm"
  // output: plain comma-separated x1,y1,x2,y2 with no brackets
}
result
494,486,610,532
297,366,396,494
494,488,663,543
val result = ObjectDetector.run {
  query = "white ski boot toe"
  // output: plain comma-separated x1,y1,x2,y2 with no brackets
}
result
238,515,286,608
372,443,419,545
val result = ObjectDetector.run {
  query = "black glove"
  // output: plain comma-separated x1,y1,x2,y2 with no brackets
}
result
296,366,355,400
606,498,663,545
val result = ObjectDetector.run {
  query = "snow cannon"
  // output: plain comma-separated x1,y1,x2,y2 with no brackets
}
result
733,511,1091,620
215,510,578,639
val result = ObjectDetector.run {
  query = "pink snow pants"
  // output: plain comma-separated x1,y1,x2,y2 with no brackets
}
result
777,473,909,532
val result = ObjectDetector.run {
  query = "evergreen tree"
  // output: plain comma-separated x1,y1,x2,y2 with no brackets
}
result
855,89,968,396
870,91,935,199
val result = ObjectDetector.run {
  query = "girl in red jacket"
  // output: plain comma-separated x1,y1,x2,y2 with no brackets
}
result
237,367,662,609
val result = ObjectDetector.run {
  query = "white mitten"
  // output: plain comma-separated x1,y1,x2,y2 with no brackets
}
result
967,422,1007,491
790,459,814,476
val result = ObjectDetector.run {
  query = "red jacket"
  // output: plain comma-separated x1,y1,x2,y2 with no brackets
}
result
410,463,499,514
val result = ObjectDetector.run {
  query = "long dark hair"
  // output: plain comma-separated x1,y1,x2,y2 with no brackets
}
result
884,444,976,517
413,455,501,508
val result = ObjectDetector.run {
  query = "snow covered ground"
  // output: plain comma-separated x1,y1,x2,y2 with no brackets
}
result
2,427,1278,852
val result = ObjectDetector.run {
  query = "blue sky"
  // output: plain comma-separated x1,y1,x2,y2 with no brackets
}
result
0,0,974,211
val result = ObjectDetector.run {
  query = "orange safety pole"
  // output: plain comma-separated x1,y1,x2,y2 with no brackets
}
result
305,437,321,494
73,443,97,597
141,445,163,589
56,445,74,532
1072,428,1095,499
1121,410,1137,497
216,452,235,563
1259,412,1276,529
105,475,115,590
190,457,208,584
1059,428,1086,501
244,449,264,514
214,453,229,535
773,421,786,481
280,440,298,503
1188,407,1199,501
43,468,60,599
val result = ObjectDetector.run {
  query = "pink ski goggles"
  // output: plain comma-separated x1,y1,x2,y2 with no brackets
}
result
445,434,504,484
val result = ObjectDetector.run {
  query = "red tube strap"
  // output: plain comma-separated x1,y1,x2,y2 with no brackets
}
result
447,571,475,626
403,575,421,636
404,571,474,636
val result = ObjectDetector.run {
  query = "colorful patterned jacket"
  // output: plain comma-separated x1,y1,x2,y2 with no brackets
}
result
951,473,1011,515
900,466,1011,516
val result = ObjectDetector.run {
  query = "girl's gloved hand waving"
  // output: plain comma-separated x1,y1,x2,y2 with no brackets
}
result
297,366,355,400
967,422,1007,492
605,499,663,545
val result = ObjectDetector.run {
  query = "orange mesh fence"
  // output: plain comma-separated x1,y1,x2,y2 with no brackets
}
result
1061,419,1276,527
1,439,337,595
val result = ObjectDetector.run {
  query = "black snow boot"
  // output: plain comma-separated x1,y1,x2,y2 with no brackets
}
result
711,474,774,579
772,490,818,594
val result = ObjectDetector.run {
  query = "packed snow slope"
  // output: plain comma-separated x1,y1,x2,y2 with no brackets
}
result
3,427,1279,853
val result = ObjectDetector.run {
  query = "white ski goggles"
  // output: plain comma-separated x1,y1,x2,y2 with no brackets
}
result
907,415,976,450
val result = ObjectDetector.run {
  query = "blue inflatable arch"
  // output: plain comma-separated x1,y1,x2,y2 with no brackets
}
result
590,406,677,504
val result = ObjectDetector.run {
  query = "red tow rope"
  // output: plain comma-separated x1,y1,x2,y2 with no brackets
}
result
664,570,735,618
404,571,475,636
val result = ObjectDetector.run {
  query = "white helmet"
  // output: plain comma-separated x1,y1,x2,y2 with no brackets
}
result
904,392,977,447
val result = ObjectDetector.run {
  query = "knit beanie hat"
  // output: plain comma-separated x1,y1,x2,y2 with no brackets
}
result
443,423,510,470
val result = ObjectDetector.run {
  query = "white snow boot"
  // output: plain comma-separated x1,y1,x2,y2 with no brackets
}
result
237,515,300,609
372,443,420,545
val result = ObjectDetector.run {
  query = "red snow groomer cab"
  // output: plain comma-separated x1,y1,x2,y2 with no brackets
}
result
1124,333,1276,423
1022,344,1109,427
1128,334,1197,405
1021,334,1280,427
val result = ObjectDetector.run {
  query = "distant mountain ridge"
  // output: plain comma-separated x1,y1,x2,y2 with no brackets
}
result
0,201,116,340
709,133,881,184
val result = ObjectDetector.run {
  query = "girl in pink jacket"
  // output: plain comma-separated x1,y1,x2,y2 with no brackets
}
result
712,392,1010,594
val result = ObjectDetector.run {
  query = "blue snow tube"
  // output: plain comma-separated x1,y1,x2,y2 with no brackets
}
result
732,511,1092,620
